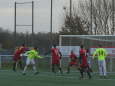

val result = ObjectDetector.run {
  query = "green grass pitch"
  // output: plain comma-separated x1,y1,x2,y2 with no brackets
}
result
0,70,115,86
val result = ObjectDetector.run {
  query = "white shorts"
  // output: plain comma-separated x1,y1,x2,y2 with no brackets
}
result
26,58,35,65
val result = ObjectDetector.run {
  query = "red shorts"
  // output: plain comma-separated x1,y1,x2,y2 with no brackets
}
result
80,64,89,68
52,59,60,64
13,56,21,62
69,61,78,66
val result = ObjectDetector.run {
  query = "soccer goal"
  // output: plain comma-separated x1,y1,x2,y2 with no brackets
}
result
59,35,115,73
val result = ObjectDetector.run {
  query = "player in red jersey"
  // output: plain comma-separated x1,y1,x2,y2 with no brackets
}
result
67,50,79,73
13,44,28,71
79,45,91,79
51,44,63,74
13,47,23,71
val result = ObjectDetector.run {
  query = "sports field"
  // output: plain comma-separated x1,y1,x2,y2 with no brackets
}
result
0,70,115,86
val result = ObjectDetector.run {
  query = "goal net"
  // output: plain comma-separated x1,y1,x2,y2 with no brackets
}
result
59,35,115,73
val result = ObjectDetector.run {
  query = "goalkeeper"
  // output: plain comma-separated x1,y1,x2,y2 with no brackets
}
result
22,47,43,75
93,44,107,78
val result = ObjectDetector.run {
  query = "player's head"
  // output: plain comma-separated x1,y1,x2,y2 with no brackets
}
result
80,45,84,49
16,47,19,50
53,44,56,48
71,50,74,53
22,43,25,47
33,47,38,50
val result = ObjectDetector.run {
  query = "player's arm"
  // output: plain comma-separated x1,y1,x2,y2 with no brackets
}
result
92,50,97,59
73,54,77,61
104,49,107,58
59,51,62,59
35,51,43,59
24,51,30,56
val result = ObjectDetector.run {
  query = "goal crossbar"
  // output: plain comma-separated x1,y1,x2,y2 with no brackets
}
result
59,35,115,46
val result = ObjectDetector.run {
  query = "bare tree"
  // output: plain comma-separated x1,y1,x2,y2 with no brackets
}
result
60,7,89,35
78,0,113,35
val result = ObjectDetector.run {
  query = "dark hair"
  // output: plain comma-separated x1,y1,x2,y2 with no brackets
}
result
71,50,74,53
22,43,25,46
53,44,56,48
80,45,84,48
34,47,38,50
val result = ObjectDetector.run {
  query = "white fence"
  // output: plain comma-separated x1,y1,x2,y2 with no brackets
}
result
0,55,13,68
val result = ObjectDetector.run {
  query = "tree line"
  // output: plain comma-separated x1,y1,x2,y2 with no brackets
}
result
60,0,114,35
0,27,58,54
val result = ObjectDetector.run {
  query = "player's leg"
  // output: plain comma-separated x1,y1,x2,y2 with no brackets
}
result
56,63,63,74
13,61,17,72
23,58,30,75
88,59,93,72
88,67,93,72
75,61,80,71
86,67,92,79
67,61,76,74
79,68,84,79
98,60,103,77
51,59,56,73
102,60,107,78
52,64,56,73
13,57,18,72
79,65,84,79
19,59,23,70
23,65,28,75
67,64,71,74
31,59,38,74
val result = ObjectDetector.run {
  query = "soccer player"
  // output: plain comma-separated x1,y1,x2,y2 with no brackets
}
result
79,45,92,79
93,44,107,78
67,50,79,73
13,44,28,71
19,44,29,64
51,44,63,74
86,49,93,72
22,47,42,75
13,47,23,71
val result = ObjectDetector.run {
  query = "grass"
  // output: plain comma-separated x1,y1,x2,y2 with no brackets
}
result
0,70,115,86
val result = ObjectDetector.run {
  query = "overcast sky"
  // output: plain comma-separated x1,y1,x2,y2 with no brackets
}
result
0,0,79,33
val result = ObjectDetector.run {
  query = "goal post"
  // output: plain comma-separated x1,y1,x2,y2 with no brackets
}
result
59,35,115,73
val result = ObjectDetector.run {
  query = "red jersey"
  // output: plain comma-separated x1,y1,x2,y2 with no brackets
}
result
13,46,27,61
69,53,78,65
19,46,27,53
51,48,60,64
69,53,77,61
79,49,88,67
13,49,22,61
